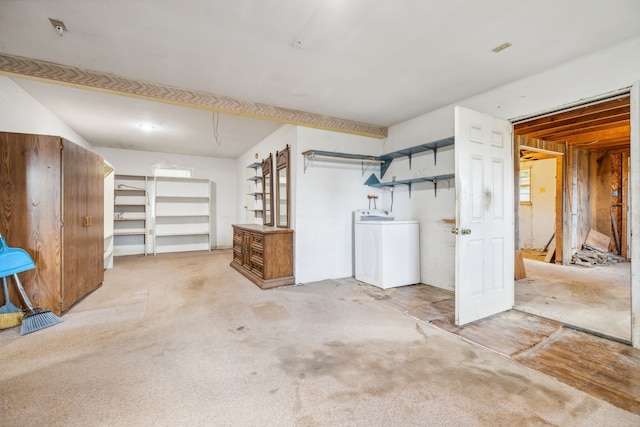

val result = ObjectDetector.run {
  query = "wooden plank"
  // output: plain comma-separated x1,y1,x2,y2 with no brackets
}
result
453,311,563,357
584,228,611,252
544,238,556,263
621,150,629,258
611,211,621,254
515,328,640,415
555,155,564,264
514,250,526,280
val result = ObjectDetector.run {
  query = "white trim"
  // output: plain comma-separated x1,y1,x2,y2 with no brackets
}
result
630,82,639,348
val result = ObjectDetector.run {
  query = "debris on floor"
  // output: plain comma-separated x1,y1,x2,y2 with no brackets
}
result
571,247,625,267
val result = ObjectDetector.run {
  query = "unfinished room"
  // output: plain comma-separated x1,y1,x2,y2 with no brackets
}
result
1,1,640,425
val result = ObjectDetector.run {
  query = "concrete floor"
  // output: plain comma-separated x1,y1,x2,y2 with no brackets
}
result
1,250,638,426
515,258,631,341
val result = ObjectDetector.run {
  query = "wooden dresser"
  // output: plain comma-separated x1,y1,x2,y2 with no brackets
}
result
230,224,293,289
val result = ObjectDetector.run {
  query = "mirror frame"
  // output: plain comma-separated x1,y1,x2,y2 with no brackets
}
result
262,154,274,226
275,145,290,228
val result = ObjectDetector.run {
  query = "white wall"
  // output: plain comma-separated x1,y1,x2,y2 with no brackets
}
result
235,124,383,284
294,127,383,284
236,124,297,228
519,159,557,249
94,147,237,249
385,35,640,291
0,77,92,149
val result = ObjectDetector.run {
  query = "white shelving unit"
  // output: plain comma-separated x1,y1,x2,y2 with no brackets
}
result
103,162,115,269
153,176,211,254
113,175,149,256
246,162,263,224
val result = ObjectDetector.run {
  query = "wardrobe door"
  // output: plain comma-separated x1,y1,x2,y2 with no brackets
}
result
0,132,63,312
61,141,104,311
85,148,104,287
62,140,87,311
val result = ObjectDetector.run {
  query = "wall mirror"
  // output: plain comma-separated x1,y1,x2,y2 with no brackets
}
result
275,145,290,228
262,154,273,226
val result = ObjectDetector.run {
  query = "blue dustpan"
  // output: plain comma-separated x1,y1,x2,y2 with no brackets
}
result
0,235,35,278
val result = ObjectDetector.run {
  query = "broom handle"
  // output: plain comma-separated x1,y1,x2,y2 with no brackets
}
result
2,276,12,304
12,273,34,311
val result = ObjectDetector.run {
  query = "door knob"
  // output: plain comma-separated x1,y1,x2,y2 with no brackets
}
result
450,227,458,234
461,228,471,235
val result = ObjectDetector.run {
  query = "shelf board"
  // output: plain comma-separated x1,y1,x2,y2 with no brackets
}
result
155,214,210,218
114,230,147,236
155,196,209,201
364,172,454,197
114,218,146,221
303,137,454,177
379,136,454,177
155,231,211,237
247,162,261,169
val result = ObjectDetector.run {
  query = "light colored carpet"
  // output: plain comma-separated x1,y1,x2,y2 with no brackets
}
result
0,250,638,426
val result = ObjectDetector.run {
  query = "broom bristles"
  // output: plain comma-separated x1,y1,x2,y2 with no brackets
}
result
0,311,23,329
20,308,62,335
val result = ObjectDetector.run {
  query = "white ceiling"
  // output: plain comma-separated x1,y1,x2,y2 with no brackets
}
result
2,0,640,158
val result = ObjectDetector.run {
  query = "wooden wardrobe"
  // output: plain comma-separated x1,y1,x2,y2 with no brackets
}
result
0,132,104,316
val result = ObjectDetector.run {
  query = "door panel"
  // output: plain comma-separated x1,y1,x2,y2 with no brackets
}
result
455,106,514,326
62,141,86,311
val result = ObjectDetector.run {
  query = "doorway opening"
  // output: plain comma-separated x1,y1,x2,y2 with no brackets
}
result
512,94,631,342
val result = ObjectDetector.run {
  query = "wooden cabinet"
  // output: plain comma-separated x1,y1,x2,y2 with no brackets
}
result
0,132,104,316
230,224,294,289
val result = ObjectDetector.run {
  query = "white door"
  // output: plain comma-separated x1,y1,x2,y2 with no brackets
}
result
454,106,514,326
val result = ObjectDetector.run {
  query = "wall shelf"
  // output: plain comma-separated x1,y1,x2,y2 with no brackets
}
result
246,162,263,224
301,137,454,177
301,149,383,175
378,136,454,177
364,173,455,197
303,137,455,197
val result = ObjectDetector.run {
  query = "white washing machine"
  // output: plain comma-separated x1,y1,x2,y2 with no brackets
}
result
354,210,420,289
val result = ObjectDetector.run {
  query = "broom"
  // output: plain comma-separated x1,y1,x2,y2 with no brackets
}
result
11,273,62,335
0,276,23,329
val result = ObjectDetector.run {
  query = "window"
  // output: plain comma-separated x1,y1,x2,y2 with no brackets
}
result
519,168,531,204
153,165,192,178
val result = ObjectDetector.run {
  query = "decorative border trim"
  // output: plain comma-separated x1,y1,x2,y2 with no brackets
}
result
0,54,387,138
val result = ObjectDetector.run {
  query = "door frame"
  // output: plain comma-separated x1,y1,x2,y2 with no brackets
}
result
510,84,639,348
630,82,639,347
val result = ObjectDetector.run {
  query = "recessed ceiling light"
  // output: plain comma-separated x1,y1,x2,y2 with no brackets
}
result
138,123,156,131
492,42,512,53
